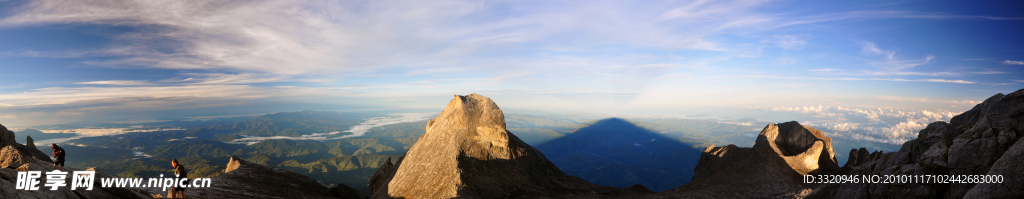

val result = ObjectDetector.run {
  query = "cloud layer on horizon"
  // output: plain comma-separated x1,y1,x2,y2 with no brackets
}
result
748,104,965,144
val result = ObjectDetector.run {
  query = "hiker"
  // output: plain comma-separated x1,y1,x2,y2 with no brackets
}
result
171,159,188,199
51,144,65,171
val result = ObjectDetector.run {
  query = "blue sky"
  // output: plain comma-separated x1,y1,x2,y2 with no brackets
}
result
0,0,1022,144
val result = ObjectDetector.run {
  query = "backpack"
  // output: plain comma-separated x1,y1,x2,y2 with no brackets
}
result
55,147,65,159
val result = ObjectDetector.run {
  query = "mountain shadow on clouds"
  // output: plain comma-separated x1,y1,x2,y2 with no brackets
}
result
535,118,704,192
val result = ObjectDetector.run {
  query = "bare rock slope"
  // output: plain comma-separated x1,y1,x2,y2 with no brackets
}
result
369,94,649,198
648,121,843,198
807,89,1024,199
144,155,346,199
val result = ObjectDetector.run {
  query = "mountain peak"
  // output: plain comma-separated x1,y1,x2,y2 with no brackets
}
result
661,121,841,198
754,121,839,175
371,93,644,198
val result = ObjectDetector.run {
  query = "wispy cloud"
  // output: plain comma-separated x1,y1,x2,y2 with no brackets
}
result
1004,60,1024,65
766,35,808,50
920,79,974,84
969,70,1006,75
862,42,896,60
75,80,151,86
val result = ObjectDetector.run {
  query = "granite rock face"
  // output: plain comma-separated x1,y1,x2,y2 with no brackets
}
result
649,121,842,198
369,94,647,199
808,89,1024,199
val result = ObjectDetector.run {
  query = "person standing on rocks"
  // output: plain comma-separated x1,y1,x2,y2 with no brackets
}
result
171,159,189,199
51,144,66,171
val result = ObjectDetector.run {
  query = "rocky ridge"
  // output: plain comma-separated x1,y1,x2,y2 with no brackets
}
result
807,89,1024,199
369,94,649,198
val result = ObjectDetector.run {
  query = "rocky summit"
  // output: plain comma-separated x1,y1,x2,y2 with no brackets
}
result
648,121,842,198
808,89,1024,199
369,94,649,198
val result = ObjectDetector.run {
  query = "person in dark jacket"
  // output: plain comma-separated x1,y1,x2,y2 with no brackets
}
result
51,144,65,171
171,159,188,199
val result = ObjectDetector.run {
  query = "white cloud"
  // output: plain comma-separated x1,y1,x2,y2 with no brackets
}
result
749,105,961,144
1004,60,1024,65
920,79,974,84
861,42,895,60
810,68,841,72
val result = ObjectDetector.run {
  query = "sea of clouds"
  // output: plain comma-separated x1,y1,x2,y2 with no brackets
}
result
748,105,960,144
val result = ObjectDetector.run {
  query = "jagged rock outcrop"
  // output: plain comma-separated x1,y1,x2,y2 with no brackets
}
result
0,124,152,199
145,155,335,199
0,125,15,146
651,121,842,198
807,89,1024,199
23,136,54,163
369,94,648,198
841,148,883,174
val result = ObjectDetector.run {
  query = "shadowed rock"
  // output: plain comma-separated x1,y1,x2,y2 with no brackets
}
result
369,94,647,199
841,148,882,174
329,183,367,199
